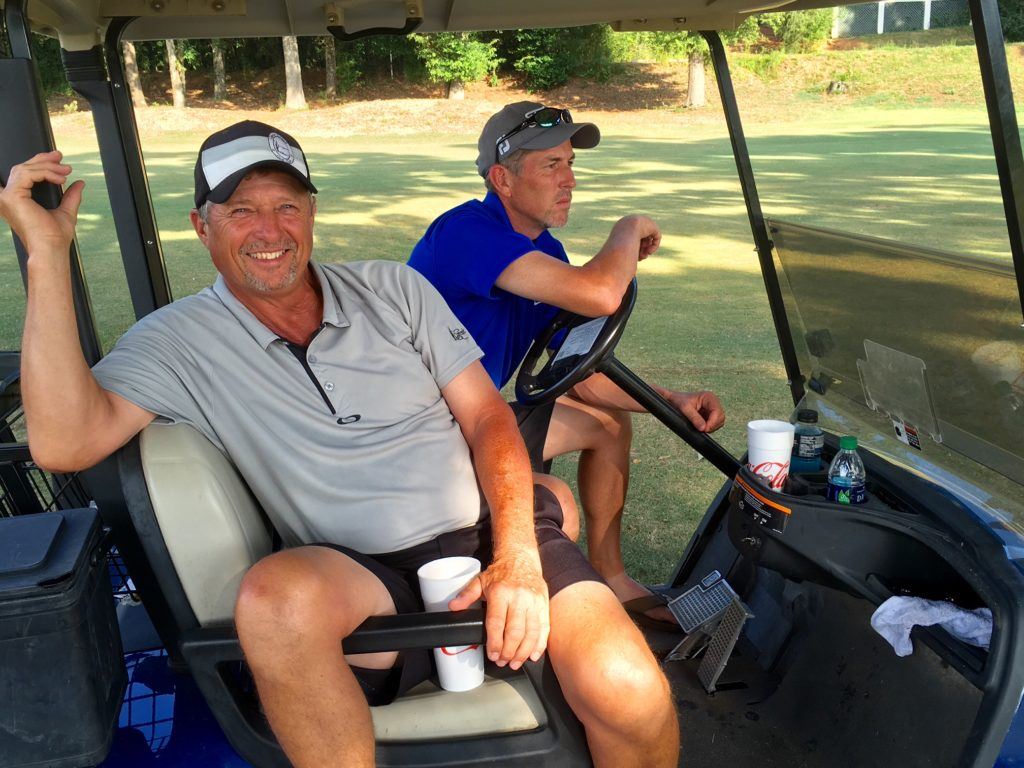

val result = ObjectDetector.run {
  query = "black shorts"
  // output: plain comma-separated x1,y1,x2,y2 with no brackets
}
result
315,483,601,706
509,400,555,474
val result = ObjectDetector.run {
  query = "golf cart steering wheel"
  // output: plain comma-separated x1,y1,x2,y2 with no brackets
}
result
516,280,638,406
514,280,742,478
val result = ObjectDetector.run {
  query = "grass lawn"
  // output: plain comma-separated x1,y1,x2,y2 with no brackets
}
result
0,100,1012,584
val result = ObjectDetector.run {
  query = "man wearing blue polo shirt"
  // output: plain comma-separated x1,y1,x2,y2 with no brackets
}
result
409,102,726,629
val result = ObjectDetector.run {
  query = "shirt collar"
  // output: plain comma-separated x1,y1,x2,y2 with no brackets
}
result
482,191,558,249
312,261,349,330
210,261,349,350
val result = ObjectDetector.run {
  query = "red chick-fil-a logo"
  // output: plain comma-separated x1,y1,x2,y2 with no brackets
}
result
440,644,480,656
750,460,789,490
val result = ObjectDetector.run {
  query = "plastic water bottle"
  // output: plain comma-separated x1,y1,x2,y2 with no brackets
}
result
826,436,866,505
791,409,824,474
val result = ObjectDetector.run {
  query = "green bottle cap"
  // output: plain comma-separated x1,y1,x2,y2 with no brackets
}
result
839,435,858,450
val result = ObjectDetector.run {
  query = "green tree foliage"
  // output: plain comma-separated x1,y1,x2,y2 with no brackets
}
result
594,17,761,69
726,16,765,50
499,26,620,91
1001,0,1024,42
27,16,831,102
412,32,500,88
760,9,834,52
31,34,70,95
318,36,424,91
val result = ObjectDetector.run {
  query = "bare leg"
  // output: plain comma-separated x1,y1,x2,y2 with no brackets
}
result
234,547,398,768
548,580,679,767
545,396,674,622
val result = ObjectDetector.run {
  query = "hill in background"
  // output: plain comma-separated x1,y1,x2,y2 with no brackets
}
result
49,28,1016,138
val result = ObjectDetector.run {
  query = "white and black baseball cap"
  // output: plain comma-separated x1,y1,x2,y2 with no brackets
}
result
194,120,317,208
476,101,600,177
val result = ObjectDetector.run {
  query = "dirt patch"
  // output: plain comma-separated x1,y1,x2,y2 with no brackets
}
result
48,39,1013,140
50,62,716,139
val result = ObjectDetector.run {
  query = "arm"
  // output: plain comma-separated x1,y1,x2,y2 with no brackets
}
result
570,372,727,433
442,361,549,670
494,215,661,317
0,151,154,471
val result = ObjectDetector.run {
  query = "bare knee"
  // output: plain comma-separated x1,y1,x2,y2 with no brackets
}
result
235,550,363,654
587,406,633,453
572,641,674,736
605,408,632,444
237,554,318,642
534,473,580,541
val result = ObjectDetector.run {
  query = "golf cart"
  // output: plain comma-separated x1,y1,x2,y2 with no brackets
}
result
1,0,1023,765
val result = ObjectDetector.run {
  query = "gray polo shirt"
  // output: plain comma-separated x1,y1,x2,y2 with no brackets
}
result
93,260,485,553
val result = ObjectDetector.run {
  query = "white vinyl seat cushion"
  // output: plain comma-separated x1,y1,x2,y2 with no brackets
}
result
137,422,545,741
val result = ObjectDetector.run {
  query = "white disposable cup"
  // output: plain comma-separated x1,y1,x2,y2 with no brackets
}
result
747,420,796,491
416,556,485,692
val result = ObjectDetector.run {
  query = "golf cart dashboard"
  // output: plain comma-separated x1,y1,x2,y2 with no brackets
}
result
726,452,993,685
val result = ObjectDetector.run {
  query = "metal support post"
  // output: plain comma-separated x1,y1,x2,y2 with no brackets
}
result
701,31,805,405
62,18,173,319
970,0,1024,321
1,0,103,365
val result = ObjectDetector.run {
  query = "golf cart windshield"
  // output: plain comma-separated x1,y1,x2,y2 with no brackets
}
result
771,220,1024,533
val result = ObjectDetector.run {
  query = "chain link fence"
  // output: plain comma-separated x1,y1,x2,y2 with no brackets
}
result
835,0,970,37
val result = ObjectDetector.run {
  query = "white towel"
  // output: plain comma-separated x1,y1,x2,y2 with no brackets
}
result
870,596,992,657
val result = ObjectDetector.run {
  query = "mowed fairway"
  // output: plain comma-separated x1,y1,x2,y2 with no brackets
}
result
0,101,1010,582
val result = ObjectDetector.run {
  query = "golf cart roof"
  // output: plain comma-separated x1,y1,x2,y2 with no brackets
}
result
17,0,841,49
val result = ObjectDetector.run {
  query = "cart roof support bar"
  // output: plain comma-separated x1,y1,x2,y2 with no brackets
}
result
702,30,805,406
61,18,172,320
971,0,1024,322
1,0,103,366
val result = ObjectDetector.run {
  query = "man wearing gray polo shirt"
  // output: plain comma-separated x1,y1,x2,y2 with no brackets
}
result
1,121,678,768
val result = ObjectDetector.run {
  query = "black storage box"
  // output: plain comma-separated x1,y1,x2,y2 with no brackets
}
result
0,508,126,768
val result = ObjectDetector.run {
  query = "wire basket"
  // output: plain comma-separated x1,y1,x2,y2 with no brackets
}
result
1,376,135,598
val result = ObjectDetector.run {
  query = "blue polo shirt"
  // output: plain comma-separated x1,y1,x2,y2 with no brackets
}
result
408,191,567,387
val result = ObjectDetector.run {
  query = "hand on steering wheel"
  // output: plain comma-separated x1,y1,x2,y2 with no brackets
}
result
514,278,741,478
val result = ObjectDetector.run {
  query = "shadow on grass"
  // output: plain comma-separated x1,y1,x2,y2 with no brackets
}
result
0,121,1015,579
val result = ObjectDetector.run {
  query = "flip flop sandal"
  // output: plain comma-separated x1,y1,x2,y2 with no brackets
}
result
621,592,680,633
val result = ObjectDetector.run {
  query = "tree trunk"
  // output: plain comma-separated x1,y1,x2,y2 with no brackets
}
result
212,40,227,101
165,39,186,109
122,41,147,108
447,79,465,100
324,36,336,98
282,36,307,109
685,51,705,108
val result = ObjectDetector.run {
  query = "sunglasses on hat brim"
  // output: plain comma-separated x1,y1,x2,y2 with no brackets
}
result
494,107,573,165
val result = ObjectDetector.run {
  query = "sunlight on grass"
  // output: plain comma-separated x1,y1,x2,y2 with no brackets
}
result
160,229,202,241
2,102,1016,584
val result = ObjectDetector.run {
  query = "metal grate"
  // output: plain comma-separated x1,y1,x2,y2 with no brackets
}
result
668,572,738,634
0,445,90,523
1,388,134,599
697,599,755,694
834,0,970,38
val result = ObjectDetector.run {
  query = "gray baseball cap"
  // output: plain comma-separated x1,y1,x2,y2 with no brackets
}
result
476,101,600,177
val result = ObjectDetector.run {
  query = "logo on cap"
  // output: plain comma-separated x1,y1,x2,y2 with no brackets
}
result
498,139,510,157
268,133,294,164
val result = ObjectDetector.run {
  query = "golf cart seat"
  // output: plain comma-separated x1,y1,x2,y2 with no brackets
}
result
107,422,590,767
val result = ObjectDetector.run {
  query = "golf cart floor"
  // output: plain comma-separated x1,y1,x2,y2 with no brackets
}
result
652,585,979,768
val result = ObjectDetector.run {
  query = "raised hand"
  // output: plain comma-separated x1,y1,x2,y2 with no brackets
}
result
0,151,85,258
612,214,661,260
